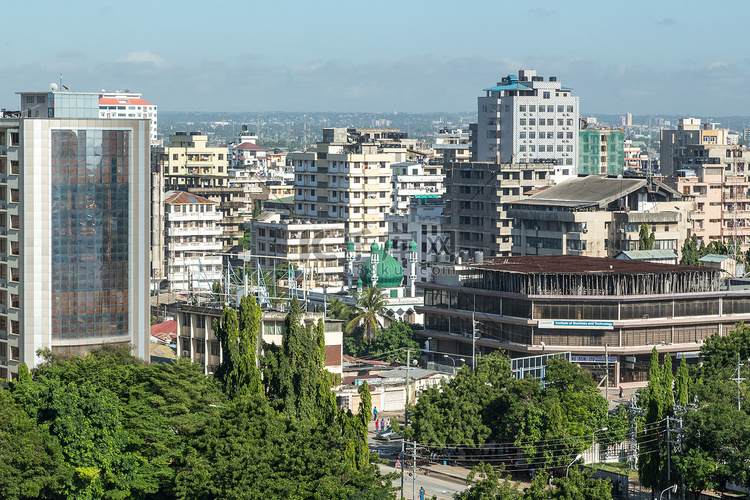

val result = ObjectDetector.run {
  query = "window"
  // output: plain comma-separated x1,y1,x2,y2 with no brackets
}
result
520,132,526,139
529,118,536,125
218,154,223,160
567,106,574,112
547,105,554,112
543,92,550,99
547,119,554,126
173,154,178,160
520,119,526,125
519,105,526,112
557,105,564,112
530,105,536,112
529,132,536,139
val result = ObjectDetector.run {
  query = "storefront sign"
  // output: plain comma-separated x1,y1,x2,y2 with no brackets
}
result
537,319,614,330
570,356,618,364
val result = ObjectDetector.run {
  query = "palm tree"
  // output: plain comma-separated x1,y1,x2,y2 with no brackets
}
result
345,286,388,343
327,297,354,321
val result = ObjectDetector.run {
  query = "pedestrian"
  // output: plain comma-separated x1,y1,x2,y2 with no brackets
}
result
548,471,554,488
619,386,623,398
380,418,385,431
373,406,377,421
375,419,379,432
419,486,425,500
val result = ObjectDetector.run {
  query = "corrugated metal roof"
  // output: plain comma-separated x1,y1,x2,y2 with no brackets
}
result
619,250,678,260
472,255,705,275
699,254,731,263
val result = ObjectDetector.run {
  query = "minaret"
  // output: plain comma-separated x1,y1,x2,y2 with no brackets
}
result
370,241,380,287
345,239,355,290
409,239,418,297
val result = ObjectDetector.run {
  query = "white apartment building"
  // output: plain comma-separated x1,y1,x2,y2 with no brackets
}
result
228,127,270,173
390,162,444,214
475,69,580,181
164,191,223,293
99,91,158,146
251,212,346,286
288,128,396,251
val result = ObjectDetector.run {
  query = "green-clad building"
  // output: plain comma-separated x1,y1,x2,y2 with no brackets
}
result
578,129,624,176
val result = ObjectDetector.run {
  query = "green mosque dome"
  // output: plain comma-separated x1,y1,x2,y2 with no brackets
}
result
363,239,404,288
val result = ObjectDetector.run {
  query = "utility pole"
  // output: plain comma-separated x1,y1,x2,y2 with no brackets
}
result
412,440,417,500
472,311,477,370
400,440,405,497
730,353,745,411
666,417,671,500
405,349,411,425
605,344,609,401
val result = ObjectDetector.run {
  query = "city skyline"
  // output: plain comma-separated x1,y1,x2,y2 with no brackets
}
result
2,1,750,116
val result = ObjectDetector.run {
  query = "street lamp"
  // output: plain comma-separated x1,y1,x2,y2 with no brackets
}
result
443,354,464,374
565,454,582,477
659,484,677,500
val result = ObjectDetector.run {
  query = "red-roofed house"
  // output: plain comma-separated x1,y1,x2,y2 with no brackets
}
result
228,129,269,172
150,320,177,343
98,91,158,145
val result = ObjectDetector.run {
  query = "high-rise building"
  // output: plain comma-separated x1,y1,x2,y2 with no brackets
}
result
473,69,580,181
99,91,158,146
0,88,150,379
660,118,730,175
287,128,399,251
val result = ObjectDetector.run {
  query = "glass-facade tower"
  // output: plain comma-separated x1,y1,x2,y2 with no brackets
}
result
0,91,151,379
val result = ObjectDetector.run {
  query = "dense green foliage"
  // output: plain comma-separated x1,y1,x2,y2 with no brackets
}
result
453,462,612,499
404,353,624,472
344,321,422,363
1,303,394,499
635,323,750,498
679,234,700,266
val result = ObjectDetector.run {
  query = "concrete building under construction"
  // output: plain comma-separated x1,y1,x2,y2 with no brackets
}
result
417,256,750,384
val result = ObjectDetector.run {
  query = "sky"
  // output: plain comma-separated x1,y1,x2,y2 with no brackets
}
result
2,0,750,117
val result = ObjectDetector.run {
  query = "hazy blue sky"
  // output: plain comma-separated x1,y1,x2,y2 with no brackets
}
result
3,0,749,116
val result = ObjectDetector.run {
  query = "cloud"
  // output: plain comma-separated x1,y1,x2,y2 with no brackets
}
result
707,61,729,70
116,51,170,69
656,18,676,25
530,8,555,19
56,49,85,59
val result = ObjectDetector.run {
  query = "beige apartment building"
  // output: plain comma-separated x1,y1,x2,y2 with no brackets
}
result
153,133,247,250
660,118,730,175
509,176,692,259
251,212,346,286
288,128,399,251
443,161,556,258
664,164,750,255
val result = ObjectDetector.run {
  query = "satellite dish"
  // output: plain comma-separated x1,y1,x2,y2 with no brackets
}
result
50,83,58,91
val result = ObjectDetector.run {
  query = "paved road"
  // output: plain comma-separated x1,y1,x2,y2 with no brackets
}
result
377,463,468,500
369,432,469,500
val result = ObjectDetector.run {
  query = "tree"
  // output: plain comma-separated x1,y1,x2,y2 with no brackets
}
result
327,297,355,322
345,321,421,362
346,286,388,343
675,356,689,406
174,394,394,499
705,240,728,256
0,389,66,499
680,234,700,266
453,463,522,500
263,298,336,422
638,223,655,251
638,348,670,496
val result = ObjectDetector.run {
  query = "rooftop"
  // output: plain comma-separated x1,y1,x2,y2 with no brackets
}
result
472,255,702,275
165,191,215,205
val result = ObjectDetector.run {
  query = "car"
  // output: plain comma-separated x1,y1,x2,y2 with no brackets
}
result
374,431,402,441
